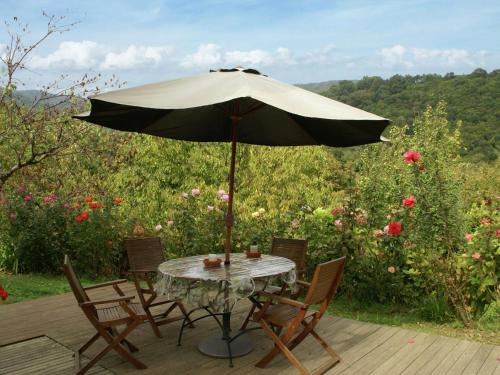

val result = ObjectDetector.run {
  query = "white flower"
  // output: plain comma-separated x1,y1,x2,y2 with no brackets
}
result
154,224,162,232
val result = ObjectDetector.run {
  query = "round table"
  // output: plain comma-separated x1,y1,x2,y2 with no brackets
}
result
156,253,296,366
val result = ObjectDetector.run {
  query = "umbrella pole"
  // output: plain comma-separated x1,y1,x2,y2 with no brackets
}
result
224,114,240,265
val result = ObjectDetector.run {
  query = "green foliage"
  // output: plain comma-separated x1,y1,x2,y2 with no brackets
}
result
325,70,500,162
3,190,125,276
0,103,498,327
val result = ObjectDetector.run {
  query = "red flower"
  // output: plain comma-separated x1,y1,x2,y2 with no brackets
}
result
80,212,89,219
480,219,490,226
404,150,421,164
0,287,7,301
23,195,32,202
387,221,402,236
496,228,500,238
402,195,416,208
89,202,103,209
418,165,424,171
114,197,123,204
84,197,92,203
75,215,84,222
74,203,81,209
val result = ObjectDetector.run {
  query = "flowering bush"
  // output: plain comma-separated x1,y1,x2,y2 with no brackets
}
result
3,190,125,276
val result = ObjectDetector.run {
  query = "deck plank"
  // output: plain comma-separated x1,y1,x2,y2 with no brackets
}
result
0,287,498,375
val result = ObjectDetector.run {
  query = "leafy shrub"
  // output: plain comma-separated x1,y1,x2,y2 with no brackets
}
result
3,189,125,276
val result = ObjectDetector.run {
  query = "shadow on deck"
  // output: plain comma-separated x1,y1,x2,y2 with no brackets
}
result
1,284,498,374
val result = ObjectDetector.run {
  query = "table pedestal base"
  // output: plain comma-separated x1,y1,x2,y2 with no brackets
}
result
198,333,254,358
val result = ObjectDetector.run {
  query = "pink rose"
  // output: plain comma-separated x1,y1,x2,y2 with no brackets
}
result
221,194,229,202
387,266,396,273
17,186,25,193
496,228,500,238
386,215,392,220
217,189,226,197
191,188,200,197
480,219,490,226
404,150,421,163
471,252,481,260
24,195,32,202
334,219,343,227
167,220,174,227
44,194,56,204
464,233,473,242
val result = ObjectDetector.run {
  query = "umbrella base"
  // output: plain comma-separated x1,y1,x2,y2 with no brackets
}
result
198,333,254,358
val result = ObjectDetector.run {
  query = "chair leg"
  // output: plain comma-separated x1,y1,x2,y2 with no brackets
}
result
109,327,140,352
240,303,256,331
145,308,163,338
310,329,341,361
78,332,100,355
176,301,195,328
77,320,146,375
256,320,308,374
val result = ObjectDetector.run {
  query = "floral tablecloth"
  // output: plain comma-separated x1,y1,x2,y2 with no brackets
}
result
156,253,296,312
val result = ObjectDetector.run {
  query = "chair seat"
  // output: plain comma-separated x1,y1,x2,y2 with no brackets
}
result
262,284,283,294
254,303,315,327
97,303,146,325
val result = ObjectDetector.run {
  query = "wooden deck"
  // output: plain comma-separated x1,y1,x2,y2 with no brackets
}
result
1,284,498,375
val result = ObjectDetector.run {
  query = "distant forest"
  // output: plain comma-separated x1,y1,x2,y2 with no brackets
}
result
322,69,499,162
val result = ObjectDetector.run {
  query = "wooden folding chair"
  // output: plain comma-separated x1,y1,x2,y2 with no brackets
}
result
124,237,191,338
253,256,346,375
240,238,308,330
63,255,148,375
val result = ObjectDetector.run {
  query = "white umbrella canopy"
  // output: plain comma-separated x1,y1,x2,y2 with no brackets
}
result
76,67,390,263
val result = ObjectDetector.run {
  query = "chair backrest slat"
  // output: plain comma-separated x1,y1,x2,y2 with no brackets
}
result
304,257,345,306
271,238,307,278
63,255,90,304
124,237,165,270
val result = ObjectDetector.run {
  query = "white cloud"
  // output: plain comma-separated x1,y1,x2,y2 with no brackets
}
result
302,44,336,64
379,45,486,69
28,41,173,70
180,43,221,68
100,45,173,70
29,41,108,70
223,47,295,67
224,49,273,66
379,45,412,68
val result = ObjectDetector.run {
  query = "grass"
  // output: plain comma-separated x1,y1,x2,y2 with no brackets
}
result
1,272,498,346
330,296,500,346
0,272,107,304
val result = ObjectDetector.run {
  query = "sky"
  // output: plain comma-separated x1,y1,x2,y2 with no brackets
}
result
1,0,499,89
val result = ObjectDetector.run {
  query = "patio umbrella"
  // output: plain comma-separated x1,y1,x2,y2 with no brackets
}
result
75,67,390,264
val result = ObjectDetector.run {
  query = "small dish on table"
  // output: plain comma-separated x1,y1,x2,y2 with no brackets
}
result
204,254,222,268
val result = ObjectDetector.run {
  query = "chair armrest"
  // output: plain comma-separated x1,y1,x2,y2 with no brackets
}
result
258,291,308,309
128,269,157,274
83,279,128,290
80,295,134,307
296,280,311,288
